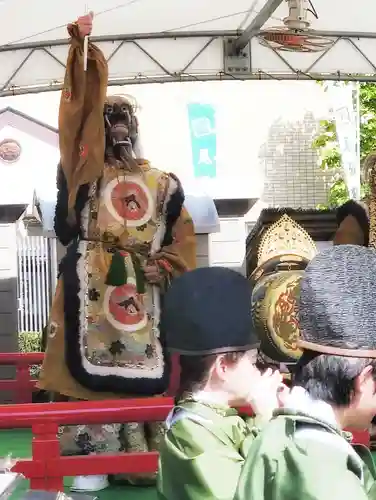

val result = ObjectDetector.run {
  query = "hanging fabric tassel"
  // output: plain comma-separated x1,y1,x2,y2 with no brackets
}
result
366,153,376,249
131,254,146,294
105,250,127,286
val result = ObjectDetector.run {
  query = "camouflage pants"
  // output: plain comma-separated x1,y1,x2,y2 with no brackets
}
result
59,410,165,485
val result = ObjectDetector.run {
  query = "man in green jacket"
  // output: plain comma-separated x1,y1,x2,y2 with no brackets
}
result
236,244,376,500
157,266,286,500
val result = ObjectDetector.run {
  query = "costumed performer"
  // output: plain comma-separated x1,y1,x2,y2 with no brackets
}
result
157,266,287,500
38,12,196,493
331,150,376,248
235,244,376,500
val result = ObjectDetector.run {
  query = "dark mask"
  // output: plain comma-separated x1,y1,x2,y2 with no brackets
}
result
104,97,138,161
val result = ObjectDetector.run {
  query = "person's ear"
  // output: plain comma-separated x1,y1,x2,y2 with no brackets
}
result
213,354,228,381
354,365,375,395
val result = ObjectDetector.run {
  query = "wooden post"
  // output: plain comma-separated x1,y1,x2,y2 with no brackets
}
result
32,423,62,491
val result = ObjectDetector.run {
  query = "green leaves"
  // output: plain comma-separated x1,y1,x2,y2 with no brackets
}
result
326,179,349,207
312,82,376,208
19,331,42,378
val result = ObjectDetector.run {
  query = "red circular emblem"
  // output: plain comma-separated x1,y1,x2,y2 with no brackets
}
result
108,283,145,327
111,181,149,222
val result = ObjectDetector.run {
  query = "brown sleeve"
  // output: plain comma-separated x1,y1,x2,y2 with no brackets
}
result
58,23,108,209
332,200,369,246
154,206,197,280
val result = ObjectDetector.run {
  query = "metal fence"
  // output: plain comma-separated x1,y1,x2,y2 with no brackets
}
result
17,235,57,333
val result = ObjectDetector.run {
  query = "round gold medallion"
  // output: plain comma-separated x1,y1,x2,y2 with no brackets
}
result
252,268,304,363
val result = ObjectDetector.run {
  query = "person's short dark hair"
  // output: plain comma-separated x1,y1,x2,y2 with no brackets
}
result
293,350,376,407
176,352,244,401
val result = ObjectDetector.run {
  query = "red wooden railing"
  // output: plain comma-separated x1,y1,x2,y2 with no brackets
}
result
3,397,173,491
0,352,181,404
0,353,44,403
0,352,370,492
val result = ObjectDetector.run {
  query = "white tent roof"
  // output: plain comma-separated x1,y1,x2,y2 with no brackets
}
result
0,0,375,96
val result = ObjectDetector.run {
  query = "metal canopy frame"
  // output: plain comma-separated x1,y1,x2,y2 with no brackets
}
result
2,0,376,96
232,0,284,53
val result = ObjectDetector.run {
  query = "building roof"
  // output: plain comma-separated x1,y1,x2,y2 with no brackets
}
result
0,107,58,134
0,107,58,148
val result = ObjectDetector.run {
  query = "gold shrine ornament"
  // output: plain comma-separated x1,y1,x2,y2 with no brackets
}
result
251,214,318,364
257,214,317,267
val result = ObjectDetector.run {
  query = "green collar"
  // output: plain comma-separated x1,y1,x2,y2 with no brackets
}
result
273,408,352,441
177,397,239,418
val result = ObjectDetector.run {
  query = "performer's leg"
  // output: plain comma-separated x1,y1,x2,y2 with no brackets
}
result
54,395,121,492
147,421,166,451
110,421,165,486
68,423,122,492
111,422,156,486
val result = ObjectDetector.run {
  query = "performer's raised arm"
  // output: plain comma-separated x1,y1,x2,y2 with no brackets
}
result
55,12,108,245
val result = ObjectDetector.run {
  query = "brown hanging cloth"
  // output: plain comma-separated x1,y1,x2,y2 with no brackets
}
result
58,21,108,211
332,200,369,246
365,153,376,248
332,152,376,247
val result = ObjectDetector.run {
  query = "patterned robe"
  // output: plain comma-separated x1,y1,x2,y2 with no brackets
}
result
39,158,196,484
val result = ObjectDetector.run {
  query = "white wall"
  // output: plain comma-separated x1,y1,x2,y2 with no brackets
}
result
195,235,210,268
209,218,247,274
0,125,59,209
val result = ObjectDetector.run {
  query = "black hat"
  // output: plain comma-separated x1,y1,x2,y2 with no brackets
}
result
297,245,376,358
161,267,259,355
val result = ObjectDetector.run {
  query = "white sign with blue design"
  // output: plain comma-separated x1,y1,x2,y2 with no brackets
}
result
187,103,216,178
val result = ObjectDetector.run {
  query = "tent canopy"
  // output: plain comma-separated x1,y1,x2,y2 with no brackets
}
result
1,0,375,96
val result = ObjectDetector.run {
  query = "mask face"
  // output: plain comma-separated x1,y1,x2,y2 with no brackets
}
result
104,96,138,159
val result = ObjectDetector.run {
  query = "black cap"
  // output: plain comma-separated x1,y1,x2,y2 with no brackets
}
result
161,267,259,355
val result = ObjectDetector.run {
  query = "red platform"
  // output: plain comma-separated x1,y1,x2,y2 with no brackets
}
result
0,352,370,491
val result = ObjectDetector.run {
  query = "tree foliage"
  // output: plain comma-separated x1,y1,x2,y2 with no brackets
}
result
312,83,376,208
